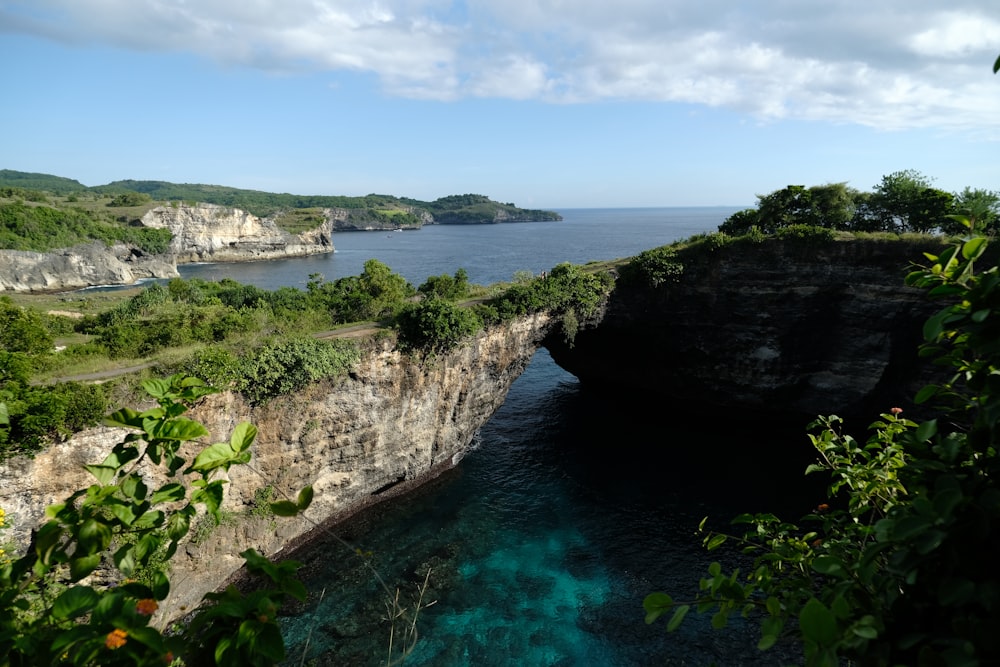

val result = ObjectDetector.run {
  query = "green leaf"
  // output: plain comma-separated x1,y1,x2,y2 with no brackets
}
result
193,481,225,517
759,615,784,650
69,553,102,581
297,485,314,510
133,509,165,530
643,592,674,624
962,236,987,260
151,482,187,504
705,533,727,551
142,378,172,400
231,421,258,452
107,502,137,526
914,385,939,404
151,417,209,442
812,555,848,579
711,610,728,629
52,586,101,620
151,568,171,600
166,510,192,541
191,442,237,473
270,500,300,517
666,604,690,632
83,464,117,486
104,407,145,429
765,596,782,616
77,518,112,554
115,544,136,575
799,598,838,646
915,419,938,442
119,473,148,500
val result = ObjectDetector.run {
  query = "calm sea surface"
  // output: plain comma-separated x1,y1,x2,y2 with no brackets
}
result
181,208,811,665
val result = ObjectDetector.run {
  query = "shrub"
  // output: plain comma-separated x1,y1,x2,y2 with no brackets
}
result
396,298,482,354
618,246,684,288
0,297,54,355
236,338,360,404
418,268,470,301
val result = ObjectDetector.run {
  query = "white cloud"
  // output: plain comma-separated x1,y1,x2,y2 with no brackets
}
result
2,0,999,133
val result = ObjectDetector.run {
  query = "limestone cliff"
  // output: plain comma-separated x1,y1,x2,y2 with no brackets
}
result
545,238,944,421
0,242,178,292
141,203,334,262
0,314,550,619
0,203,335,292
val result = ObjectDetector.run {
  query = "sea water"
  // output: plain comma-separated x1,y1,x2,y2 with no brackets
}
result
179,208,812,665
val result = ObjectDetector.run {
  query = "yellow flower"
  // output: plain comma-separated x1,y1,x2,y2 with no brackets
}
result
105,628,128,650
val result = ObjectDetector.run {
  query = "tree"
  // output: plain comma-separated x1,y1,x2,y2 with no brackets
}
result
952,187,1000,235
860,170,954,232
724,183,858,234
719,208,761,236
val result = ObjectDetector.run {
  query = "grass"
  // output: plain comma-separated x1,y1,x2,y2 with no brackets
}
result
271,207,329,234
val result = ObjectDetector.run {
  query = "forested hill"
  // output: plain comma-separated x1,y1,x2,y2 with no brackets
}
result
0,170,562,222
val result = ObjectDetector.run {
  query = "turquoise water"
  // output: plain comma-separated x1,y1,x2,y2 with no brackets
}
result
274,351,811,666
178,208,811,665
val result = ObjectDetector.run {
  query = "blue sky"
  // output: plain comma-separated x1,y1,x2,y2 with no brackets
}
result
0,1,997,208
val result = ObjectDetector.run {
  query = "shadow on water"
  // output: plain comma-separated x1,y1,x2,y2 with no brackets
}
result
278,350,819,666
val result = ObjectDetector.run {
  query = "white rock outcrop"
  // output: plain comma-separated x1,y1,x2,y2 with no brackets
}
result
0,203,335,292
0,242,179,292
141,203,334,263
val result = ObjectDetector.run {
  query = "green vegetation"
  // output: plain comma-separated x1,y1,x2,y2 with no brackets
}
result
720,172,999,236
418,268,471,301
0,169,86,195
0,374,313,665
410,193,562,223
646,223,1000,664
76,178,560,222
0,200,172,253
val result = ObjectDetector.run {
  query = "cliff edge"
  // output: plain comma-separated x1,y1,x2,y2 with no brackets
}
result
545,238,944,422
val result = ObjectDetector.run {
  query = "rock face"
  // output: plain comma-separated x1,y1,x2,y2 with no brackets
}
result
545,238,944,421
0,314,550,619
0,204,335,292
0,242,179,292
141,204,334,262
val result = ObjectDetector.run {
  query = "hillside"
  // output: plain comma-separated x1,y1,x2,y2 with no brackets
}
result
0,170,562,224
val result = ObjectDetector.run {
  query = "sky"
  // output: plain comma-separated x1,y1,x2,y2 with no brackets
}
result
0,1,998,208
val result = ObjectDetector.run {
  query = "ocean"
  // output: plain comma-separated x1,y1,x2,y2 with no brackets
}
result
180,207,811,665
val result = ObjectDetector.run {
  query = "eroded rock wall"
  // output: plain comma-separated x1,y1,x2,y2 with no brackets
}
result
0,242,178,292
545,239,944,421
0,314,550,619
141,204,334,262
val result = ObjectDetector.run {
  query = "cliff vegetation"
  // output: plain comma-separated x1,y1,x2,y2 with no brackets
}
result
0,255,613,461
